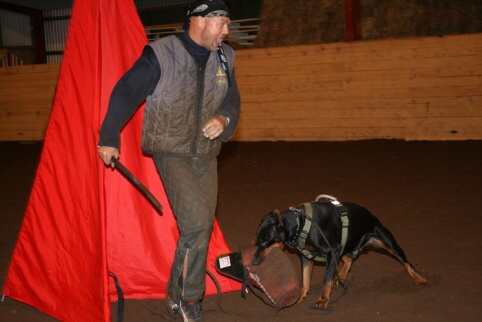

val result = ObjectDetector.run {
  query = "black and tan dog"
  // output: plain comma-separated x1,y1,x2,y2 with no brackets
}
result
252,195,428,308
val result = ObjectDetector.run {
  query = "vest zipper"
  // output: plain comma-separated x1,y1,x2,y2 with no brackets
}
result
191,58,208,155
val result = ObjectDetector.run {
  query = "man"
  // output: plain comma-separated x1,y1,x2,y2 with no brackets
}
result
97,1,240,321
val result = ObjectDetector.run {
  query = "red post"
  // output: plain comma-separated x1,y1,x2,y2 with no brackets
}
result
344,0,361,42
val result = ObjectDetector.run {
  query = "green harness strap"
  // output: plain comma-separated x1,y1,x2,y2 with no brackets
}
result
298,201,349,263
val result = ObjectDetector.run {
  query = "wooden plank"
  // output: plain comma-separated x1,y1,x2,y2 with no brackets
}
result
236,33,482,61
239,101,482,122
232,126,405,141
0,64,58,141
237,75,481,96
236,54,481,77
237,65,482,84
0,110,52,123
239,98,411,110
239,85,481,102
0,88,57,102
240,106,407,119
406,117,482,140
237,115,405,129
0,130,47,141
0,122,48,135
236,41,482,69
410,96,482,109
236,49,482,73
0,63,60,75
0,100,54,110
0,72,59,84
238,96,482,112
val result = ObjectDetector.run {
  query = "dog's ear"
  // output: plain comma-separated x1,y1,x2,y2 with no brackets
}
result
273,209,283,226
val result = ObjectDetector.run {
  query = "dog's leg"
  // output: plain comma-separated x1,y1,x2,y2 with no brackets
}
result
315,279,333,308
402,262,428,286
369,237,428,287
298,257,313,303
315,253,338,308
335,254,353,285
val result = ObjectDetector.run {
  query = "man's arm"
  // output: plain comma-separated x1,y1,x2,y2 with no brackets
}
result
216,68,241,142
98,46,160,165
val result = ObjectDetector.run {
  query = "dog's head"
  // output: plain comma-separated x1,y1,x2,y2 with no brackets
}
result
252,210,286,266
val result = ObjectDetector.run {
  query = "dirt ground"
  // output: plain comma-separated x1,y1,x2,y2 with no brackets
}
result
1,140,481,321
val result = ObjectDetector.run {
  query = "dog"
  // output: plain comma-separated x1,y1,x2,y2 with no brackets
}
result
252,195,428,308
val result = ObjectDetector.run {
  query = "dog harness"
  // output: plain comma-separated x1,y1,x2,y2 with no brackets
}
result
294,196,349,263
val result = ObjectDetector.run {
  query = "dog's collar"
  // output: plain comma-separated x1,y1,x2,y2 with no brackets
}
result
286,207,304,248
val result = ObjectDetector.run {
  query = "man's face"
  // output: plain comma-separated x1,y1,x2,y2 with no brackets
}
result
199,16,230,51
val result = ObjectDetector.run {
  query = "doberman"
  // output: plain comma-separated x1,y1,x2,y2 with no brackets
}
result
252,195,428,308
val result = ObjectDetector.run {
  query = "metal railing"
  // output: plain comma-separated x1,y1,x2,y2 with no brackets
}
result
0,50,24,67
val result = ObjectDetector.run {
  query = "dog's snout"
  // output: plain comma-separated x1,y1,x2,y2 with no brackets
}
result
251,247,263,266
251,257,260,266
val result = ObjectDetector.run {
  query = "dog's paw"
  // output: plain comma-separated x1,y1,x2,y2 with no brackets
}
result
314,296,329,308
415,278,429,288
298,288,309,303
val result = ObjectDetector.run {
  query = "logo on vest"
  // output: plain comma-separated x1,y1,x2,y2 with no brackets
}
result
216,67,227,84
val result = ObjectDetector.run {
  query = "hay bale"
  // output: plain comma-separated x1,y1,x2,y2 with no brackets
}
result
254,0,345,48
360,0,482,40
253,0,481,47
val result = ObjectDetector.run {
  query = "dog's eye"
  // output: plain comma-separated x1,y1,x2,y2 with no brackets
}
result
257,238,267,246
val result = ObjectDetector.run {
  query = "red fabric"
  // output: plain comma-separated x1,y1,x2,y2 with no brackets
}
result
2,0,240,321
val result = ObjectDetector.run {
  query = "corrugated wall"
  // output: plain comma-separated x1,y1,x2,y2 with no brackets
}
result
135,0,188,9
41,2,187,63
44,8,71,64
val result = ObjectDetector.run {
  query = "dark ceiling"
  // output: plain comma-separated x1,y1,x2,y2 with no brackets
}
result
1,0,73,10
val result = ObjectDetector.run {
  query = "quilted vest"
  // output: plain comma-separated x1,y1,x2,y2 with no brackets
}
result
142,35,234,156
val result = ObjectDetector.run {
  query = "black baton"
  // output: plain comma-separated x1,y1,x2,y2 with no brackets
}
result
110,156,163,212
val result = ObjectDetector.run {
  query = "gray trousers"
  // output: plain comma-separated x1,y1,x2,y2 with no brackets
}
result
153,154,218,302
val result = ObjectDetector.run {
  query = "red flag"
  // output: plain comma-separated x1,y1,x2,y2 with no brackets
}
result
2,0,240,321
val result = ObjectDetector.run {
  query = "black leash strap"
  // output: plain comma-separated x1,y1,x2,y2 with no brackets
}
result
108,271,124,322
216,44,232,88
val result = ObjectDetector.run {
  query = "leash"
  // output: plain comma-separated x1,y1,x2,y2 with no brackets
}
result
294,195,349,263
150,269,277,321
108,271,125,322
292,195,350,313
302,213,349,314
216,44,232,88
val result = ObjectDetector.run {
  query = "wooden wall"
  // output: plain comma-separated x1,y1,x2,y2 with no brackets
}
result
0,33,480,141
0,64,59,141
234,32,482,141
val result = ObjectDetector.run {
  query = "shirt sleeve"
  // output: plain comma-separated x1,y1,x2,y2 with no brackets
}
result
98,45,160,149
217,67,241,142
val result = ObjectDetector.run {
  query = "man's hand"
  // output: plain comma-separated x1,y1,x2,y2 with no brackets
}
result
202,115,228,140
97,146,119,167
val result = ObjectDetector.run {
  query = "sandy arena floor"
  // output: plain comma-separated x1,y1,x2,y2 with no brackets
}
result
1,140,481,321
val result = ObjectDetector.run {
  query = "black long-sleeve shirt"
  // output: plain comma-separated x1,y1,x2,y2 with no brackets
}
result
99,32,241,149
